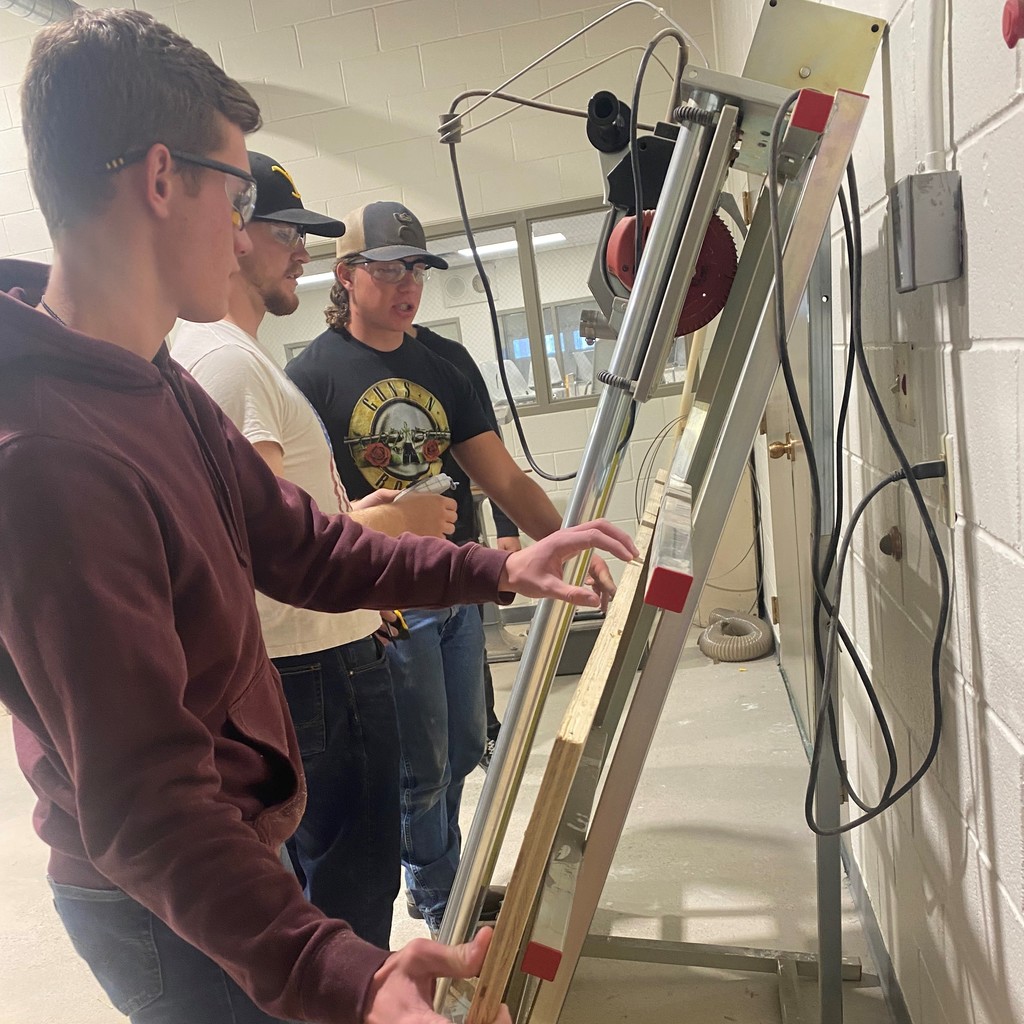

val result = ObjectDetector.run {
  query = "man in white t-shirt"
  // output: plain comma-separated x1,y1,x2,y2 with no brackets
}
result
173,152,457,948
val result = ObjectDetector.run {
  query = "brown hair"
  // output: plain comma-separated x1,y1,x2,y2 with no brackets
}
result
22,9,262,235
324,258,354,331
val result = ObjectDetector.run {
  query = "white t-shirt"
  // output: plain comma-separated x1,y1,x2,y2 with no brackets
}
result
172,320,379,658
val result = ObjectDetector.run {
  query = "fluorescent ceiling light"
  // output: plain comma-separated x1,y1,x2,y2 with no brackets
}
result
456,232,565,258
295,271,336,291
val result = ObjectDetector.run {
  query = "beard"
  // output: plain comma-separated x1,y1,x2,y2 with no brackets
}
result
262,281,300,318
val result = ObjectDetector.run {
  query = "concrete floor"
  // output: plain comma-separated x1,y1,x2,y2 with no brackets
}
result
0,632,893,1024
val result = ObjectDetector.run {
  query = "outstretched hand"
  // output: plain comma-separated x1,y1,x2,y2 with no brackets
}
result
363,929,511,1024
497,520,638,607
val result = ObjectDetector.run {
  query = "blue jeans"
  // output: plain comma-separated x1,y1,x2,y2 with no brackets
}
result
50,881,294,1022
386,605,486,932
274,634,400,950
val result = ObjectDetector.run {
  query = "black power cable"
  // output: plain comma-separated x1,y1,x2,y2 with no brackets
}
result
441,30,686,482
766,95,900,816
444,141,571,482
803,164,950,836
630,29,687,275
811,183,900,815
749,452,767,623
766,93,951,835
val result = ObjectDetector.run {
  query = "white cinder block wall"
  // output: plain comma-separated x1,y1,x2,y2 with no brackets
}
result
0,0,727,586
716,4,1024,1024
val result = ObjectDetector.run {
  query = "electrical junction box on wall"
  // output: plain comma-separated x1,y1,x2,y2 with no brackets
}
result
888,170,963,293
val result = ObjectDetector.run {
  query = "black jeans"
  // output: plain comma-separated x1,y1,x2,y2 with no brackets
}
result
274,634,400,949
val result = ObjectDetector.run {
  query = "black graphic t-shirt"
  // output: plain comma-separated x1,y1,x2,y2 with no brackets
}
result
414,326,519,542
286,326,493,544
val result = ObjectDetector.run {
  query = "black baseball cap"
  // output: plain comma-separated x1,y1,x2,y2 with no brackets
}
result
248,151,346,238
336,201,448,269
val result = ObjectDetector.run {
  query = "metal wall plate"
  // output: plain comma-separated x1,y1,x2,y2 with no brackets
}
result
743,0,887,96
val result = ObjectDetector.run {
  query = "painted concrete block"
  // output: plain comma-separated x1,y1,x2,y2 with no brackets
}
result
478,155,562,214
457,0,541,36
222,26,301,81
2,207,47,255
355,137,435,191
958,111,1024,342
943,343,1021,546
0,125,27,176
266,62,347,120
297,10,377,66
376,0,458,51
420,31,503,91
0,169,31,218
176,0,256,57
499,12,586,73
951,0,1019,144
252,0,332,32
958,524,1024,738
283,154,359,205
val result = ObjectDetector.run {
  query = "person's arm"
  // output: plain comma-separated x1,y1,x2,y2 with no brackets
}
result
246,447,457,540
491,504,522,543
453,431,616,602
0,434,552,1024
349,494,458,539
253,439,285,476
445,363,522,541
418,329,521,542
219,408,635,614
452,432,563,538
0,436,387,1024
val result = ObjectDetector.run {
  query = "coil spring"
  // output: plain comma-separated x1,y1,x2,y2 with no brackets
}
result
672,106,719,127
597,370,636,392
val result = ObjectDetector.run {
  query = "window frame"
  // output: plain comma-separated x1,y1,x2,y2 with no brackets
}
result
283,340,309,363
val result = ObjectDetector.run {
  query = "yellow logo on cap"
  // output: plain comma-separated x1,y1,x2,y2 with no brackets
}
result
271,164,301,200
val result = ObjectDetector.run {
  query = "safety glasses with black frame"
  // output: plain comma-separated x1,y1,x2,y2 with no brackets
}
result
103,146,257,230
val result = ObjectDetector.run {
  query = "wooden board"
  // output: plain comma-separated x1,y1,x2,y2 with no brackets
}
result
466,479,664,1024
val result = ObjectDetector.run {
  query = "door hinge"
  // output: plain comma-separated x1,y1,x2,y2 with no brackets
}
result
771,595,780,624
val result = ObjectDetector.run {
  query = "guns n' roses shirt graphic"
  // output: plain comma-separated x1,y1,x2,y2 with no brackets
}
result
346,378,450,490
286,327,493,544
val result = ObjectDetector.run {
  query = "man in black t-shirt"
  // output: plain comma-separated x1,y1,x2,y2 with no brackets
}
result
287,202,615,935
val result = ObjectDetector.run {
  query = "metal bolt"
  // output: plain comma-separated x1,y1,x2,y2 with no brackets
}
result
799,66,812,79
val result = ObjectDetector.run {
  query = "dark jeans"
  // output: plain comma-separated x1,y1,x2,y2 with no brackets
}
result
274,634,400,949
50,881,293,1023
386,605,486,932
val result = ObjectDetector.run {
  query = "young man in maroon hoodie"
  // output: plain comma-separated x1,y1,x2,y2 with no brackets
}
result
0,11,637,1024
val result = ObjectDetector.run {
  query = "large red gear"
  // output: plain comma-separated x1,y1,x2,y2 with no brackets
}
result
606,210,737,335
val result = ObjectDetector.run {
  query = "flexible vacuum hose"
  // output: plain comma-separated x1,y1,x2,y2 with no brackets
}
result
697,608,774,663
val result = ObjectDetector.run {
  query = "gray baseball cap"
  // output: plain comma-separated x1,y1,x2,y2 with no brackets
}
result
336,201,448,268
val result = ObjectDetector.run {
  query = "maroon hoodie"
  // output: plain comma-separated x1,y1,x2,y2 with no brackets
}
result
0,260,511,1023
